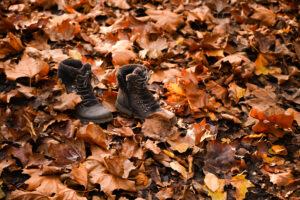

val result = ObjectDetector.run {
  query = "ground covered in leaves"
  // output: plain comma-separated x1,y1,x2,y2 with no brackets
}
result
0,0,300,199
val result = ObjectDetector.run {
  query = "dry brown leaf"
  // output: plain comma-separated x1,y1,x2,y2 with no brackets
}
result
204,172,220,192
72,163,88,188
142,109,177,141
52,188,87,200
268,170,294,187
121,138,144,159
155,187,173,200
170,161,188,179
88,160,136,197
0,32,24,59
107,0,130,9
250,4,276,26
23,169,66,196
5,52,49,81
53,92,82,111
111,40,136,66
138,37,168,59
143,139,161,154
146,9,184,33
77,123,109,149
45,14,79,41
8,190,50,200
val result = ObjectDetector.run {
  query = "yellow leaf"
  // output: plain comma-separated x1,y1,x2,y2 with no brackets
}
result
245,133,266,138
206,50,224,57
69,49,82,60
170,161,188,179
163,150,175,158
176,37,185,45
203,179,227,200
262,153,285,165
221,138,230,144
269,145,287,156
166,82,185,96
255,54,269,75
236,86,246,99
230,174,254,200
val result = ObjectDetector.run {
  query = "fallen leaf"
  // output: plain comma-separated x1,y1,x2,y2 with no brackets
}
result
146,9,184,33
250,4,276,26
155,187,173,200
5,52,49,81
77,123,109,149
111,40,136,66
8,190,50,200
250,105,294,128
53,92,82,111
268,170,293,187
0,32,24,59
45,14,79,41
204,172,220,192
106,0,130,10
170,161,188,179
269,145,288,156
72,163,88,188
138,37,168,59
230,174,254,200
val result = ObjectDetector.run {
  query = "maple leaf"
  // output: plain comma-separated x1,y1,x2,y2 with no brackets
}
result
106,0,130,9
138,37,168,59
71,163,88,188
142,110,177,141
203,173,227,200
250,105,294,128
267,169,294,187
87,160,136,197
230,174,254,200
0,32,24,59
111,40,136,66
5,51,49,81
146,9,184,33
155,187,173,200
45,14,79,41
53,92,82,111
77,123,110,149
250,4,276,26
9,190,50,200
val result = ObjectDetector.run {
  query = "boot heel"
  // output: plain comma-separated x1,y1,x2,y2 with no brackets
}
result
116,101,133,116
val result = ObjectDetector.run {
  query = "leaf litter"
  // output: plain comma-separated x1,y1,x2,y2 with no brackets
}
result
0,0,299,200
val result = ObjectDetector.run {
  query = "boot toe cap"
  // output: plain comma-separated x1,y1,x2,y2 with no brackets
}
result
76,104,113,123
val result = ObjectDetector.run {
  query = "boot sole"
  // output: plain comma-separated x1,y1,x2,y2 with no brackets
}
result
77,114,113,124
115,101,133,116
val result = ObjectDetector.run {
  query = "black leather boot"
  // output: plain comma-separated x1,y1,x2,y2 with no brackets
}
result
115,64,161,118
58,59,113,123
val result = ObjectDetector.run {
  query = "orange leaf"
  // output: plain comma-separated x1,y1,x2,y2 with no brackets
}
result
166,82,185,96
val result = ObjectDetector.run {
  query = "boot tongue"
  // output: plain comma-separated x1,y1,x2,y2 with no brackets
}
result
80,63,92,74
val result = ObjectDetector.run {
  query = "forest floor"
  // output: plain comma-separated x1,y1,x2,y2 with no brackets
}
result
0,0,299,199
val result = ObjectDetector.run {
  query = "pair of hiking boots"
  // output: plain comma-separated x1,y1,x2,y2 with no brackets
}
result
57,59,161,123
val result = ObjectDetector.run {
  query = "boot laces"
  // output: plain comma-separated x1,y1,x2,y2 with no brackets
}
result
76,70,98,106
133,71,159,112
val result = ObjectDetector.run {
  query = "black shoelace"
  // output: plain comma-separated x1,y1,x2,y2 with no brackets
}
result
133,71,160,112
76,71,99,106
